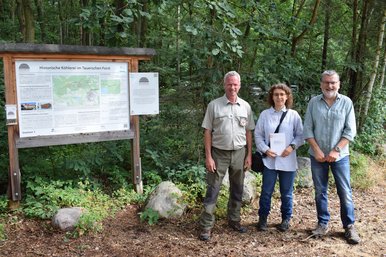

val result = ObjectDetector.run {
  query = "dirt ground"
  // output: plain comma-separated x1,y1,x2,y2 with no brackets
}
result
0,181,385,257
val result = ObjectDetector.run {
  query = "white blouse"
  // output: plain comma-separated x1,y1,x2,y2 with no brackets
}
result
254,107,304,171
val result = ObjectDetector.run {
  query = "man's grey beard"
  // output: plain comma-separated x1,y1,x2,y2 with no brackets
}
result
322,89,337,99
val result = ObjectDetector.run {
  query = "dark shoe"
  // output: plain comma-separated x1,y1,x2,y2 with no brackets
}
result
277,219,290,232
199,229,211,241
345,224,360,244
228,220,247,233
311,223,329,236
256,216,268,231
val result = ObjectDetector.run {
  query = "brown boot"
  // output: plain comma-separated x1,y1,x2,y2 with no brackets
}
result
228,220,247,233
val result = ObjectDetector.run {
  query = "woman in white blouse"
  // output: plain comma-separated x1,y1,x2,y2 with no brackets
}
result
254,83,304,232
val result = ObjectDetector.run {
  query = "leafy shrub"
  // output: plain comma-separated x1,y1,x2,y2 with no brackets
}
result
140,101,204,175
113,187,147,206
165,163,206,185
171,164,207,211
0,195,7,214
0,223,5,241
22,177,144,235
0,72,8,194
177,182,206,211
17,140,132,193
23,178,71,219
353,131,385,156
214,186,230,219
295,144,310,158
139,208,159,225
75,213,103,237
0,195,7,241
353,87,385,156
142,170,163,187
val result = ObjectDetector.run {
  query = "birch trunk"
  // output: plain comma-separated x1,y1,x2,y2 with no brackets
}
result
379,50,386,90
359,9,386,128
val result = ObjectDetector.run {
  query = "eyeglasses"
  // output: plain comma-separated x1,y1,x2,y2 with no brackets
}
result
273,93,286,97
322,81,339,85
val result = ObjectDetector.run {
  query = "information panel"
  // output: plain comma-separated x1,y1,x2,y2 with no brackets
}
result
129,72,159,115
15,61,129,138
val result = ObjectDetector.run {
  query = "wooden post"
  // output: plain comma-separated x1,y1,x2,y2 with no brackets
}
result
3,55,21,208
130,59,143,194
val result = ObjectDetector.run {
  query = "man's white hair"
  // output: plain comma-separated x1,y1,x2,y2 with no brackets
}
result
224,71,241,84
321,70,340,81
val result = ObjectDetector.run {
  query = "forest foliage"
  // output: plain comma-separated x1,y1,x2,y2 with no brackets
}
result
0,0,385,204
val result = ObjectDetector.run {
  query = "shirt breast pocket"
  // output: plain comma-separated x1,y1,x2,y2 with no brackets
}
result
213,112,229,133
237,114,248,127
235,107,248,127
214,111,229,121
331,110,345,127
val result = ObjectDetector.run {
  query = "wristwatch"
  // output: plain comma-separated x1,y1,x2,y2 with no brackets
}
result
334,146,341,152
290,144,296,150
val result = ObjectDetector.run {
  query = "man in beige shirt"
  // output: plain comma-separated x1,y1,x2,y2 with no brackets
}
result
199,71,255,241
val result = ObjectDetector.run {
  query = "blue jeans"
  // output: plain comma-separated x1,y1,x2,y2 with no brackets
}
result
258,167,296,220
310,155,355,228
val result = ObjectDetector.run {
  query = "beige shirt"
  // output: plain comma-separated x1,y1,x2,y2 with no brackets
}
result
202,95,255,150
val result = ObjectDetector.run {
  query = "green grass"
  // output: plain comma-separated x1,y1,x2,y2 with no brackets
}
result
350,151,380,190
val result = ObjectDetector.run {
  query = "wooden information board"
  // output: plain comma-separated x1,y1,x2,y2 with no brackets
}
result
0,43,156,206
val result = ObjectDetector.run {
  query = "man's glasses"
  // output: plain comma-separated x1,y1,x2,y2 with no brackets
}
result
322,81,339,85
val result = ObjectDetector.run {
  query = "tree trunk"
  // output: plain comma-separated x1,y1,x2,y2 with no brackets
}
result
290,0,321,57
0,0,4,21
321,0,331,71
379,50,386,90
242,4,257,72
347,0,371,102
176,4,180,87
139,0,148,47
34,0,45,42
58,0,63,44
16,0,25,40
114,0,125,34
359,9,386,129
80,0,91,45
346,0,358,99
16,0,35,43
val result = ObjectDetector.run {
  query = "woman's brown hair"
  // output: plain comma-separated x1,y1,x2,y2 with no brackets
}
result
267,83,293,108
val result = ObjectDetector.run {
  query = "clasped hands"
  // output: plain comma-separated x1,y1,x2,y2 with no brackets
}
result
314,149,340,163
265,145,294,158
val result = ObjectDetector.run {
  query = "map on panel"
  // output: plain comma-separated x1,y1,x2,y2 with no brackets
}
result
15,61,129,138
53,75,100,109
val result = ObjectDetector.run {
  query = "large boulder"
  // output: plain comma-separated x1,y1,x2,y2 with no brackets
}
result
222,170,258,204
52,207,85,231
296,157,313,188
145,181,186,219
